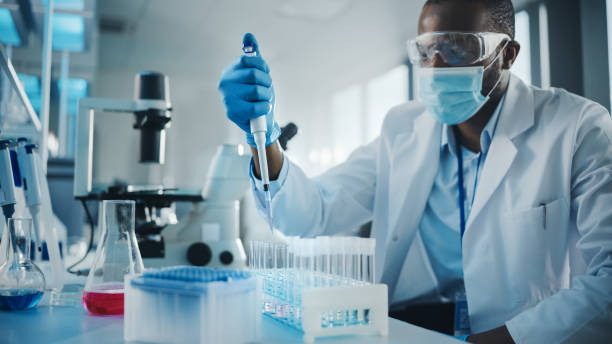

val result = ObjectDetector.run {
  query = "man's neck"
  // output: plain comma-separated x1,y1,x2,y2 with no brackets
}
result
453,92,503,153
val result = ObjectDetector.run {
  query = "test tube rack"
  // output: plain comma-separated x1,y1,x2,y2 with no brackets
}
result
249,237,388,343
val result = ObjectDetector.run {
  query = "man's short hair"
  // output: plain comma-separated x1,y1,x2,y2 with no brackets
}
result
424,0,515,39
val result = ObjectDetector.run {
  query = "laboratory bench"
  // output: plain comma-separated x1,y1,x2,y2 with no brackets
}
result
0,261,462,343
0,304,463,344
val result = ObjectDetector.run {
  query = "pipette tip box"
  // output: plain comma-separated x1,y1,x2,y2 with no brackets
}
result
124,266,261,344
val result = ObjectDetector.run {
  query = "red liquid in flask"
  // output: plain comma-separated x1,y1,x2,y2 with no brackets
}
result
82,285,124,315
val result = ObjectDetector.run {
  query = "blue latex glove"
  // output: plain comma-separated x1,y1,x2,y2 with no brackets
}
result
218,33,281,147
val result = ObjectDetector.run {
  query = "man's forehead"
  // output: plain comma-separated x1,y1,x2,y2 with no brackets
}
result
418,2,490,35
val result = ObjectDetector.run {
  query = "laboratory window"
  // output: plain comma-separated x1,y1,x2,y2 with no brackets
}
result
312,65,408,172
365,65,408,142
512,10,532,85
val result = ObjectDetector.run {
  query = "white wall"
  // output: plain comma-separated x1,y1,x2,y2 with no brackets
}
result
91,67,233,189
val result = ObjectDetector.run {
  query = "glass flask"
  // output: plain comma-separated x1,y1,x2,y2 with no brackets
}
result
0,218,46,311
83,200,143,315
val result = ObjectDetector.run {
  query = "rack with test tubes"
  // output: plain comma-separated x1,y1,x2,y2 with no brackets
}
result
248,236,388,343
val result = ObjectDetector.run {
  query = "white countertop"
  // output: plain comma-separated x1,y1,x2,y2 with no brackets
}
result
0,304,463,344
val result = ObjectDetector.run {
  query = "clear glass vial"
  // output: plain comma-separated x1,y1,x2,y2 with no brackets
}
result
0,218,46,311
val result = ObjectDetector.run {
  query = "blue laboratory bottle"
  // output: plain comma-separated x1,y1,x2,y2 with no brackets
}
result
0,218,45,311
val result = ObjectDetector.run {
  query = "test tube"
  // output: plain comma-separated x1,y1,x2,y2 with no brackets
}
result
302,238,315,288
272,242,279,296
277,243,287,281
343,237,353,285
263,242,274,314
248,241,253,269
314,236,330,328
250,241,257,271
330,237,345,286
267,242,275,274
362,238,376,325
285,238,295,325
331,237,345,327
315,236,331,287
286,237,295,296
349,237,360,284
257,241,264,272
349,237,360,325
364,238,375,284
274,243,286,319
253,241,267,315
356,238,366,325
358,238,366,283
291,237,301,326
294,238,304,326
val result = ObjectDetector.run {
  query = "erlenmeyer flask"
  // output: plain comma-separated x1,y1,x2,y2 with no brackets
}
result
0,218,46,310
83,200,143,315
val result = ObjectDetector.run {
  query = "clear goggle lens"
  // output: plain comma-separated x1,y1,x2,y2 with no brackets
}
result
407,32,510,67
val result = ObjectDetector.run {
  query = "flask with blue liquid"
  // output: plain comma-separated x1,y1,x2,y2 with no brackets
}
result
0,218,45,310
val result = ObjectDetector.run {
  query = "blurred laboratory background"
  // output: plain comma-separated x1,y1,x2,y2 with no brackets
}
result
1,0,610,243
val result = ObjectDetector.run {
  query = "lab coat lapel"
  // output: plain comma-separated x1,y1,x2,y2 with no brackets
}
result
382,112,441,295
387,113,441,240
466,74,535,230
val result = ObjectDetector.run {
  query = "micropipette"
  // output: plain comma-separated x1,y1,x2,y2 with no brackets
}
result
0,140,17,266
0,141,16,222
16,141,64,291
242,36,274,233
16,139,42,250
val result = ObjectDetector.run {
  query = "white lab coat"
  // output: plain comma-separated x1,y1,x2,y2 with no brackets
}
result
262,74,612,343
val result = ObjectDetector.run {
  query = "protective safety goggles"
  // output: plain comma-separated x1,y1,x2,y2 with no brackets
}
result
407,31,511,67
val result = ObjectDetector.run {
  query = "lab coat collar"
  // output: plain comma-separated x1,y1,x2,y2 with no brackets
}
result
464,73,535,230
496,74,535,140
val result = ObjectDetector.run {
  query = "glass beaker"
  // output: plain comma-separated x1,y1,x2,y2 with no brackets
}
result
83,200,143,315
0,218,46,310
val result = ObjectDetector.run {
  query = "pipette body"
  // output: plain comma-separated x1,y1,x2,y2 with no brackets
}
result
16,139,42,248
243,44,274,232
0,141,16,221
0,141,17,266
16,139,64,290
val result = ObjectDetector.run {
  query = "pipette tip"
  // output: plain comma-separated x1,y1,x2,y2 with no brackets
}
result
264,190,274,232
266,211,274,232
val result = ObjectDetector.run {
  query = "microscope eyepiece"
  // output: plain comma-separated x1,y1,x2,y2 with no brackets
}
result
135,71,171,102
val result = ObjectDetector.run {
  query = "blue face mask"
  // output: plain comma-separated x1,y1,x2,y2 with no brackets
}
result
418,62,503,125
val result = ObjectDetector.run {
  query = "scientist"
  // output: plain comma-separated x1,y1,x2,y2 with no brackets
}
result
218,0,612,343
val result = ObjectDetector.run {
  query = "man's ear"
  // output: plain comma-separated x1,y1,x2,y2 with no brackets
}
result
503,41,520,69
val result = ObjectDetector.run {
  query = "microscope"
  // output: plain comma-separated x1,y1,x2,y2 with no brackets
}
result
151,144,251,268
74,72,210,266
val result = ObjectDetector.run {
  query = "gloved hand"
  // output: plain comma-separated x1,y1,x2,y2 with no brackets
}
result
218,33,281,147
